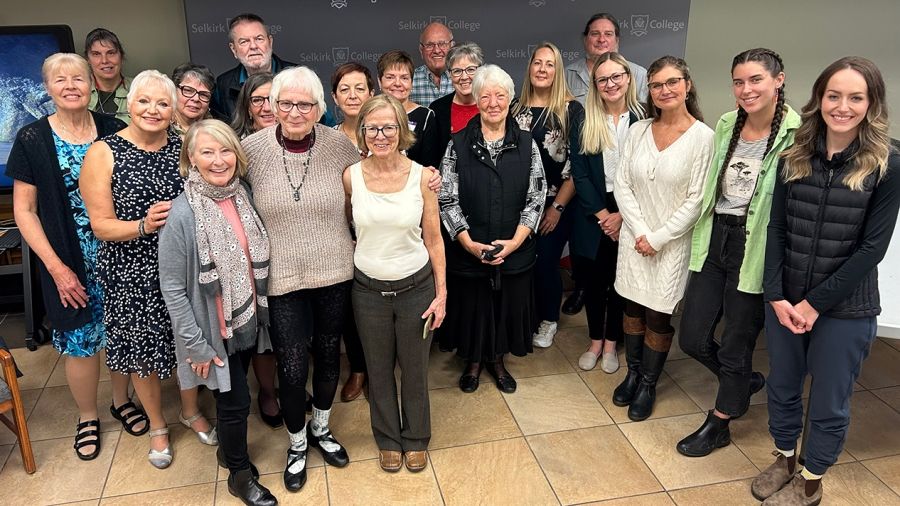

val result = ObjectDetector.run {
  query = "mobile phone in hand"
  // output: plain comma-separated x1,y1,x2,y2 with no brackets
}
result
423,313,435,339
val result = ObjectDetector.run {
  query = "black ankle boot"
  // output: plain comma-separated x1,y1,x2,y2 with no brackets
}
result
676,410,731,457
228,467,277,506
612,331,644,406
217,446,259,479
627,330,671,421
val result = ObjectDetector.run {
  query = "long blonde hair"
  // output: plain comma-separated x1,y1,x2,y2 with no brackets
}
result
580,52,644,155
512,42,573,135
782,56,892,190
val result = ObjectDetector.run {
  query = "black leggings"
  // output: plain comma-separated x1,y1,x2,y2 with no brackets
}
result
269,281,350,433
624,299,673,335
215,349,253,472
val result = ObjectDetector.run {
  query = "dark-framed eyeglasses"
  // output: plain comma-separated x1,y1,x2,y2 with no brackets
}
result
594,72,628,88
275,100,316,114
249,96,270,108
648,77,686,93
450,65,479,78
361,124,400,139
178,84,212,103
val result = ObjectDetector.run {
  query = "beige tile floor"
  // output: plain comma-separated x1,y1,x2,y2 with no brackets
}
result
3,310,900,505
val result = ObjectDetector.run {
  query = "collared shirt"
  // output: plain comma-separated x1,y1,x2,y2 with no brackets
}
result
411,65,453,107
601,112,632,192
88,75,132,124
565,58,648,106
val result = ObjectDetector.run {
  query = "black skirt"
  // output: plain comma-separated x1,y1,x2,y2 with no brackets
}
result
438,270,536,362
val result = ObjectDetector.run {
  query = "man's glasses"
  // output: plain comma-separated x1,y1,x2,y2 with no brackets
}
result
420,40,453,51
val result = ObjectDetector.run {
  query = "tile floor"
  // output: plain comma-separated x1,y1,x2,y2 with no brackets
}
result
2,310,900,505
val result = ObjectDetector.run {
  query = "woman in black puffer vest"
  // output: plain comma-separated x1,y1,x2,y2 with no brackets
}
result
753,56,900,506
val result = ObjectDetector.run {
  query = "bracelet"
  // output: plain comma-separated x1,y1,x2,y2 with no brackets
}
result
138,217,147,238
552,202,565,212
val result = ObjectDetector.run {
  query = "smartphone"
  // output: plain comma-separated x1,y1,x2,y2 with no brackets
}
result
423,313,435,339
481,244,504,261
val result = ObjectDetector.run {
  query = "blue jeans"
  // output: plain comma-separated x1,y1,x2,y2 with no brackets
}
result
765,305,876,475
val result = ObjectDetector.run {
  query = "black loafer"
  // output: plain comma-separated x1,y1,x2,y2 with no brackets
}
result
562,289,586,315
307,425,349,467
228,467,277,506
258,397,283,429
459,373,480,393
487,367,517,393
283,447,307,492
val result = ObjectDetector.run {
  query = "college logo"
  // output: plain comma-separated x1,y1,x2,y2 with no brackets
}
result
331,0,348,9
527,44,537,56
631,14,650,37
429,15,447,25
332,47,349,66
529,0,546,6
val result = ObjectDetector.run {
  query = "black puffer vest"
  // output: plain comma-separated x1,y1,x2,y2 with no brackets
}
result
445,114,537,277
782,140,880,317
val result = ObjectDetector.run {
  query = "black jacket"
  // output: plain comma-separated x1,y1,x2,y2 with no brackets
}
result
444,115,539,277
210,54,296,122
5,112,126,330
764,137,900,318
430,92,455,160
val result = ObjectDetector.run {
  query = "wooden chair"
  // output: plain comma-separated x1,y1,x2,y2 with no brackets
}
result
0,348,35,473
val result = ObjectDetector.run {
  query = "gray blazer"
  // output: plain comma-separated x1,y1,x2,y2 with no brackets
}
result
158,193,272,393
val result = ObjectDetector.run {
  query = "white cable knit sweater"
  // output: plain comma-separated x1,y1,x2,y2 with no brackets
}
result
614,119,714,314
242,124,361,296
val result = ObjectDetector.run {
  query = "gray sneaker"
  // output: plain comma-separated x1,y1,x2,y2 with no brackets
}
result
762,474,822,506
751,451,795,501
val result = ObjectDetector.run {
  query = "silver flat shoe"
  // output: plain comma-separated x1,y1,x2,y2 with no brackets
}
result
148,427,173,469
180,411,218,446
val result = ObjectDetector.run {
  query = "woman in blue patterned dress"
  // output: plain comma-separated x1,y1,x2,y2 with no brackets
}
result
6,53,136,461
82,70,216,469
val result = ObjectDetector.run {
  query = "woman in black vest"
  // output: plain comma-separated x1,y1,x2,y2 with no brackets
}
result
437,64,547,394
754,56,900,506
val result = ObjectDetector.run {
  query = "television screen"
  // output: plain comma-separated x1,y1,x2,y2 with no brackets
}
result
0,25,74,192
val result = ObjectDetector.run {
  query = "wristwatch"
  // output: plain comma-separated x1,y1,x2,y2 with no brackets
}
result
552,202,565,212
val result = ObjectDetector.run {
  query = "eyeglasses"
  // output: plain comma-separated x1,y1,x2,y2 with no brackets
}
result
249,96,270,108
275,100,316,114
450,65,479,78
361,124,400,138
594,72,628,88
420,40,453,51
178,85,212,103
648,77,686,93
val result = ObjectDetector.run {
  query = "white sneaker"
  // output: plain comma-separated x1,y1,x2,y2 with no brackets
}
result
532,320,558,348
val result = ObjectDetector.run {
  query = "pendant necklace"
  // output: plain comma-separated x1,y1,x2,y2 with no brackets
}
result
280,130,313,202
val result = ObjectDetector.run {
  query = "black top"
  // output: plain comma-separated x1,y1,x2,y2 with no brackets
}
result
210,54,295,122
406,105,441,168
430,92,455,161
764,137,900,317
512,100,584,198
4,111,126,330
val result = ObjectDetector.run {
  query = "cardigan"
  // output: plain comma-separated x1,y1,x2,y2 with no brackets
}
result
614,119,714,313
4,112,126,331
242,124,360,295
158,193,272,392
689,106,801,293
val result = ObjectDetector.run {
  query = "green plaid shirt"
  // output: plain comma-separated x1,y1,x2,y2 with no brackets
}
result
411,65,453,106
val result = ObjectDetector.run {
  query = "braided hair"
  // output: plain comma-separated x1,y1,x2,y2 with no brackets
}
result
715,48,786,198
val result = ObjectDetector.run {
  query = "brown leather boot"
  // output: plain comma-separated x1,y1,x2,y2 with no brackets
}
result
340,372,366,402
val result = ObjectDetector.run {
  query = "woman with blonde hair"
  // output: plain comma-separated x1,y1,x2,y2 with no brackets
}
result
569,52,644,373
753,56,900,506
511,42,584,350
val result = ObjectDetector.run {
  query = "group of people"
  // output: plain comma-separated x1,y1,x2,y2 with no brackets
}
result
5,10,898,506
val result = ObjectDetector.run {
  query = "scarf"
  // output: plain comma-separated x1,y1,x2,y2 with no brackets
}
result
185,168,270,353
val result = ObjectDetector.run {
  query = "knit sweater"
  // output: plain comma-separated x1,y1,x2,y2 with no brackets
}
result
614,119,714,313
242,124,360,295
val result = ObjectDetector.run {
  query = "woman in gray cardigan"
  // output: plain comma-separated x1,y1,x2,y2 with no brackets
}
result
159,120,276,506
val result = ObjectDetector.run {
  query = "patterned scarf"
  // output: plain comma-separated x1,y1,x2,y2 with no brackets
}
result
185,168,269,353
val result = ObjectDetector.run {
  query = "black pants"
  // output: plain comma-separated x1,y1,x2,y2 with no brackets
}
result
579,231,623,342
679,215,763,417
269,281,350,433
534,203,574,322
215,349,253,472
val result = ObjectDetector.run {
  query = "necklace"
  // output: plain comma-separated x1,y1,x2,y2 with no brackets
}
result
94,77,123,113
280,130,314,202
55,114,96,144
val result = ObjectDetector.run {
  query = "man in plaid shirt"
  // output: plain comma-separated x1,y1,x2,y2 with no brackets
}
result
411,22,455,106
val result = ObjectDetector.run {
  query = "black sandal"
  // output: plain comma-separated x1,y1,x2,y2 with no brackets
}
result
74,419,101,461
110,400,150,436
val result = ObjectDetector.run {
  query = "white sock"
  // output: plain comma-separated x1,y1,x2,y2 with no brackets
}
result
287,426,307,473
800,467,822,481
777,448,795,458
310,407,331,437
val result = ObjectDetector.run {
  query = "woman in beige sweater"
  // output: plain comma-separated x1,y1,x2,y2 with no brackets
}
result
241,66,360,493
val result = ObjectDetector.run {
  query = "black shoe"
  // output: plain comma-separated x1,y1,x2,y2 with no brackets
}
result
307,425,349,467
628,381,657,421
283,447,307,492
459,363,482,393
258,396,283,429
750,372,766,395
487,366,517,394
627,332,671,421
228,467,278,506
676,410,731,457
561,289,586,315
217,446,260,480
612,333,644,406
74,419,101,461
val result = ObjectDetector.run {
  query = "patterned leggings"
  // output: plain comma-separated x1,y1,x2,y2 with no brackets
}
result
268,281,350,433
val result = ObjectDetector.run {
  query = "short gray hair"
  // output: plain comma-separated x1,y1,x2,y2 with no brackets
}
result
270,66,325,122
127,69,177,109
472,64,515,99
447,42,484,69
